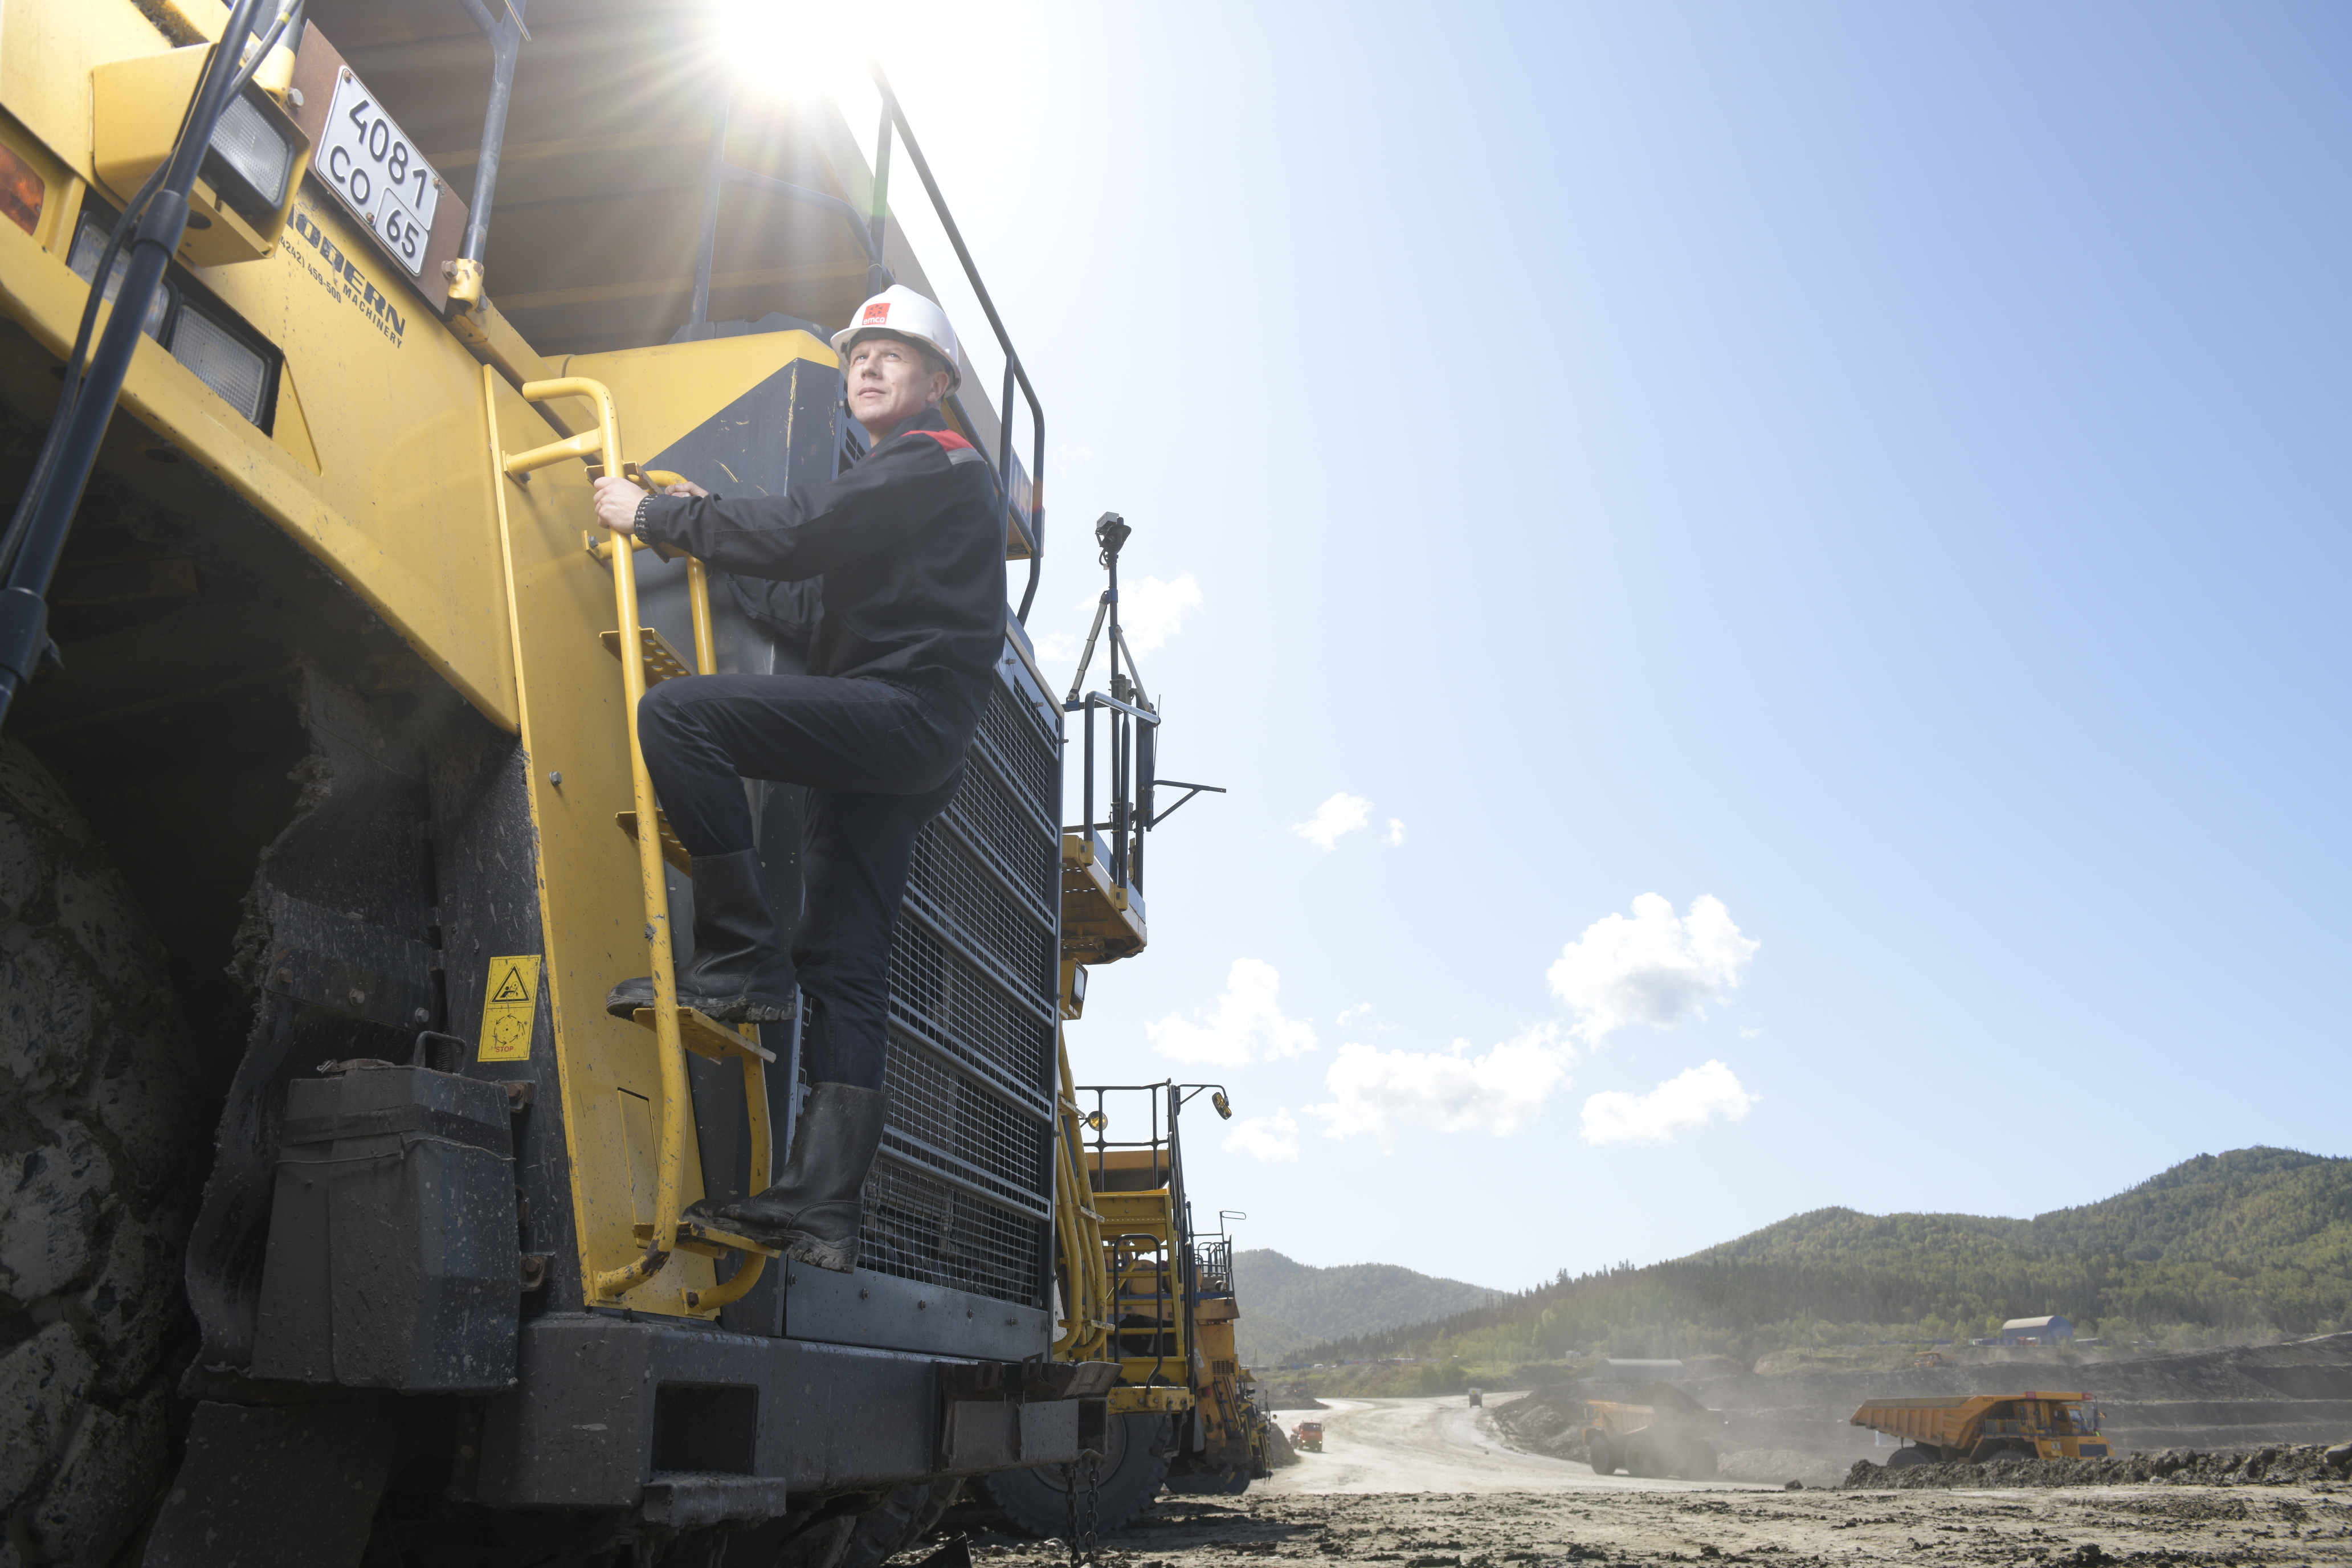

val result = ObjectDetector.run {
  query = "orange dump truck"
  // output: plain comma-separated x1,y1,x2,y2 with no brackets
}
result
1852,1392,2112,1468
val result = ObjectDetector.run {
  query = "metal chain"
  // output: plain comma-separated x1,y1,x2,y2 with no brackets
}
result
1060,1461,1081,1568
1080,1450,1101,1566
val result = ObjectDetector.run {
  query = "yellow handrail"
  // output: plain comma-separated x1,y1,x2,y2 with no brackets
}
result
684,1047,770,1312
508,387,770,1313
671,538,766,1314
512,377,689,1302
686,557,717,675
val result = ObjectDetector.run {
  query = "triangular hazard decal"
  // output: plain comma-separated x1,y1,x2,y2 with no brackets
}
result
491,966,531,1003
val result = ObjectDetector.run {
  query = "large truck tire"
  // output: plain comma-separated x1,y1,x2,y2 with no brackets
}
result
982,1412,1170,1538
1,740,210,1563
834,1477,962,1568
1586,1435,1615,1476
1163,1465,1250,1496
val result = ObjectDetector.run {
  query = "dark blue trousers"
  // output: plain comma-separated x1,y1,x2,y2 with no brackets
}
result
636,673,971,1089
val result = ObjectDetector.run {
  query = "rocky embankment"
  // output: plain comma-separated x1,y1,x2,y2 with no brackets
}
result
1686,1333,2352,1459
1847,1439,2352,1490
1500,1334,2352,1469
1492,1337,2352,1488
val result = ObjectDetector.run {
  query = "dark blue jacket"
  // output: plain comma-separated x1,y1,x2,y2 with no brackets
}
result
635,408,1005,721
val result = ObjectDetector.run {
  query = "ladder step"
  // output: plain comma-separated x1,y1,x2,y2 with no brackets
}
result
632,1219,783,1260
615,810,693,875
601,625,695,685
630,1005,779,1063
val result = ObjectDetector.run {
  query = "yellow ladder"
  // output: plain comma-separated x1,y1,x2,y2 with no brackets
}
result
503,378,779,1315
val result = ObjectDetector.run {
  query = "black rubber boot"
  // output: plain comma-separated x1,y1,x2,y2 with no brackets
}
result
606,849,798,1023
684,1082,885,1268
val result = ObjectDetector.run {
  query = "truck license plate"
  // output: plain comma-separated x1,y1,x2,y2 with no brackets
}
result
314,68,443,277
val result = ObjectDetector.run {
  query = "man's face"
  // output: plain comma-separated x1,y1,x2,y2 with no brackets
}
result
846,334,952,436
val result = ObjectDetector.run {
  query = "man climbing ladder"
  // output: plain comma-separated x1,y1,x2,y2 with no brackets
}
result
588,285,1006,1273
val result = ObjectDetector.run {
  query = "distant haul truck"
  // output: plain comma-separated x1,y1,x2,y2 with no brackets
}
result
1584,1389,1725,1480
1852,1392,2111,1467
1292,1420,1325,1452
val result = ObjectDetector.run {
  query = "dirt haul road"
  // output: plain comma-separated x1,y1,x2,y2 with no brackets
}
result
941,1398,2352,1565
1259,1398,1747,1495
957,1482,2352,1566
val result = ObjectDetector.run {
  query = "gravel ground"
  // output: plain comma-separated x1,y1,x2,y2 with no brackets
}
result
924,1398,2352,1565
941,1481,2352,1566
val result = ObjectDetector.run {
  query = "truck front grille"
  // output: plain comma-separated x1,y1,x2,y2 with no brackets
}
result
861,664,1057,1306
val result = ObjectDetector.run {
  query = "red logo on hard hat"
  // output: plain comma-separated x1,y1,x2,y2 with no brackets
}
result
861,303,891,324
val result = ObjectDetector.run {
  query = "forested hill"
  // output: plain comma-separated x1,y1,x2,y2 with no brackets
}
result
1231,1251,1501,1365
1698,1147,2352,1273
1283,1148,2352,1367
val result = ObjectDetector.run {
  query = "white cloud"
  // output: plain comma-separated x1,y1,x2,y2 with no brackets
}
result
1580,1060,1759,1145
1386,819,1406,846
1224,1109,1300,1162
1119,573,1202,654
1307,1024,1571,1146
1336,1002,1373,1026
1291,793,1372,851
1547,893,1759,1047
1043,571,1200,687
1144,959,1318,1067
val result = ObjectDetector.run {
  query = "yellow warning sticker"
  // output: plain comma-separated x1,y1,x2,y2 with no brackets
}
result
477,955,542,1063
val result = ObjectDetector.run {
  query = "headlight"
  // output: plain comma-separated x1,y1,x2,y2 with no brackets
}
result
203,91,295,220
68,214,171,340
66,205,281,430
169,305,270,424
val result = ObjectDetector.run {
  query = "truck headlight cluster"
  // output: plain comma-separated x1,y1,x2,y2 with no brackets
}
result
68,209,277,428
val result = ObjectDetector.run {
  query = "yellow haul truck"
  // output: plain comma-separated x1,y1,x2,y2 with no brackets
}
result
0,3,1129,1565
1851,1393,2112,1468
1582,1385,1727,1481
982,1080,1271,1534
965,532,1268,1537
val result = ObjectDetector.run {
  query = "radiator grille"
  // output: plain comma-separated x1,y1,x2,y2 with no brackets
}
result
906,819,1052,998
862,1151,1049,1306
976,679,1056,816
859,668,1058,1305
880,1028,1051,1214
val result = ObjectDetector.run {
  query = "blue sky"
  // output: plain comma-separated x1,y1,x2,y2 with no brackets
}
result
778,1,2350,1289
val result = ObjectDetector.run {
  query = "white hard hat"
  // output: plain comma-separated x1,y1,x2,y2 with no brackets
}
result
831,285,962,388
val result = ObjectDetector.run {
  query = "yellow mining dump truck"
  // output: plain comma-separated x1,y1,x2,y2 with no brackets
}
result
980,1081,1270,1532
1852,1393,2112,1468
1169,1227,1276,1497
1583,1384,1728,1480
0,3,1128,1565
964,514,1268,1539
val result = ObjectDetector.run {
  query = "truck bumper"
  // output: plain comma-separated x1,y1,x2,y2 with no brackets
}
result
476,1314,1097,1509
